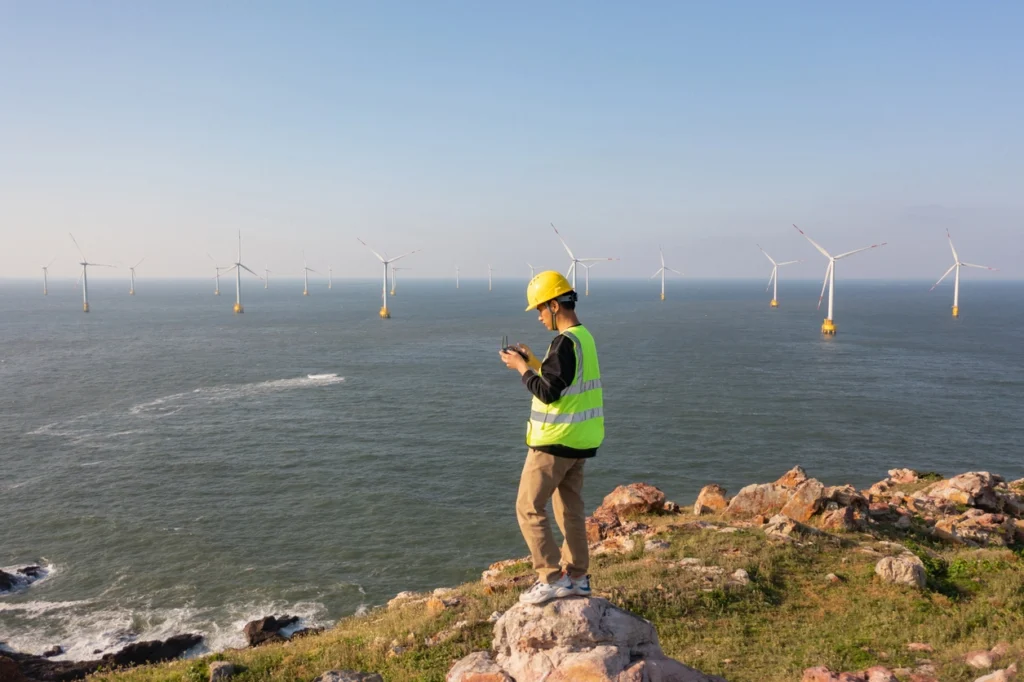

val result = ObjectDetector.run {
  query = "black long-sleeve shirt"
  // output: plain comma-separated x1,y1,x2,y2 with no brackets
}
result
521,330,598,459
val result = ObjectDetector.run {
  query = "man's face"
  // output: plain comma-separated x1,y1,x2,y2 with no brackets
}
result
537,301,557,330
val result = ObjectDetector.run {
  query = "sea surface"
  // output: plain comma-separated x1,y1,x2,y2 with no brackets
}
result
2,277,1023,659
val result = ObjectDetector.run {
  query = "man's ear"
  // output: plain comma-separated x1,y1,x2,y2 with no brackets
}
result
548,300,561,315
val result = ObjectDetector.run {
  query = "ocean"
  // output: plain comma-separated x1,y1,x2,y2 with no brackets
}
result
2,277,1022,659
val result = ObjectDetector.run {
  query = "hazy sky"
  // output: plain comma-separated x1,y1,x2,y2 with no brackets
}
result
2,2,1022,282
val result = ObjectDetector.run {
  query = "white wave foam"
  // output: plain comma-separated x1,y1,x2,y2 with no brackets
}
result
0,596,333,661
0,561,58,596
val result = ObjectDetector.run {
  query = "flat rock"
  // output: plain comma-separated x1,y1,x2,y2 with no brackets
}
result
312,672,384,682
103,633,203,667
726,483,790,519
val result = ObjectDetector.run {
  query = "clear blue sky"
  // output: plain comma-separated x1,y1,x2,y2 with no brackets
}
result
1,1,1021,281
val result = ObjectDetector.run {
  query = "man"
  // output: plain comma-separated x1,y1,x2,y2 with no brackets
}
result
499,270,605,605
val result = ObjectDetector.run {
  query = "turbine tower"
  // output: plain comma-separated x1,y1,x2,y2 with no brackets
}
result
757,245,800,308
794,225,886,335
301,252,317,296
328,266,333,290
357,238,419,319
930,229,998,318
488,264,493,292
580,262,599,296
551,223,616,290
224,231,261,313
264,265,271,289
456,266,460,289
391,266,411,295
41,257,56,295
208,254,226,295
128,258,144,296
650,248,682,301
69,234,113,313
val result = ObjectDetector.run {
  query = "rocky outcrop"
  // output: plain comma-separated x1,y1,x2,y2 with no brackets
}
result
600,484,667,517
243,615,299,647
933,510,1017,547
0,565,48,595
447,597,724,682
2,634,202,681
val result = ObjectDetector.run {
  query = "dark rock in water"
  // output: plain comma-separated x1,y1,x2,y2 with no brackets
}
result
92,649,102,655
101,633,203,667
41,646,62,658
243,615,299,647
0,570,15,592
18,566,45,579
4,634,202,681
291,627,325,639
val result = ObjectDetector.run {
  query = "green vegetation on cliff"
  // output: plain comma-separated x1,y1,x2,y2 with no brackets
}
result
90,508,1024,682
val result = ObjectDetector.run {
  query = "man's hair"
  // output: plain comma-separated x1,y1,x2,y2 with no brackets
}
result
549,291,577,311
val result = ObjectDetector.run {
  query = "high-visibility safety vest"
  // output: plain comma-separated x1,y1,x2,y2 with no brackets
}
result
526,325,605,450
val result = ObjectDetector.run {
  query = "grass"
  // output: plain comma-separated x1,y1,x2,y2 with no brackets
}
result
90,512,1024,682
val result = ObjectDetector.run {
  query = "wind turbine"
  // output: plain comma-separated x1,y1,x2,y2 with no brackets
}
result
357,238,419,319
456,266,460,289
650,248,682,301
528,263,536,279
301,252,317,296
551,223,616,290
128,258,145,296
224,231,261,313
41,256,56,295
208,253,226,295
328,266,333,290
580,262,599,296
69,234,113,313
930,229,998,318
488,264,493,292
264,265,271,289
391,266,411,295
794,225,886,335
757,245,800,308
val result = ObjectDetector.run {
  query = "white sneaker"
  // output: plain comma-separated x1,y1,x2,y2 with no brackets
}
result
568,574,591,597
519,574,573,605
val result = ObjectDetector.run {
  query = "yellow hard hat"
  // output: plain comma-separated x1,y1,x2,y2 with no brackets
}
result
525,271,574,311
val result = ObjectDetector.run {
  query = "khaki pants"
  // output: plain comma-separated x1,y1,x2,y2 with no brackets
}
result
516,448,589,584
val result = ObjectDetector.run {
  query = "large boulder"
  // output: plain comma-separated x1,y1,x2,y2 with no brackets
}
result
875,554,926,589
0,570,15,592
781,479,827,522
448,598,724,682
243,615,299,647
726,483,789,519
693,485,729,516
599,484,667,517
926,472,1002,512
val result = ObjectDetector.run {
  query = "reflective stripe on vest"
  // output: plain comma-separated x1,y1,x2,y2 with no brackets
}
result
526,326,605,450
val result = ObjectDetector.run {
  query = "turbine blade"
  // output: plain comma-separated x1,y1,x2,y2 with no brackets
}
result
930,264,957,291
551,223,575,260
947,229,960,262
566,262,576,279
757,244,776,265
388,249,420,264
578,257,618,263
649,268,663,279
659,248,665,268
92,263,116,268
46,256,58,268
793,224,832,259
766,267,776,292
776,260,801,266
835,242,886,259
224,265,238,273
69,233,86,260
357,238,387,263
817,262,831,310
961,262,998,271
240,264,261,278
667,267,683,275
132,257,146,269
